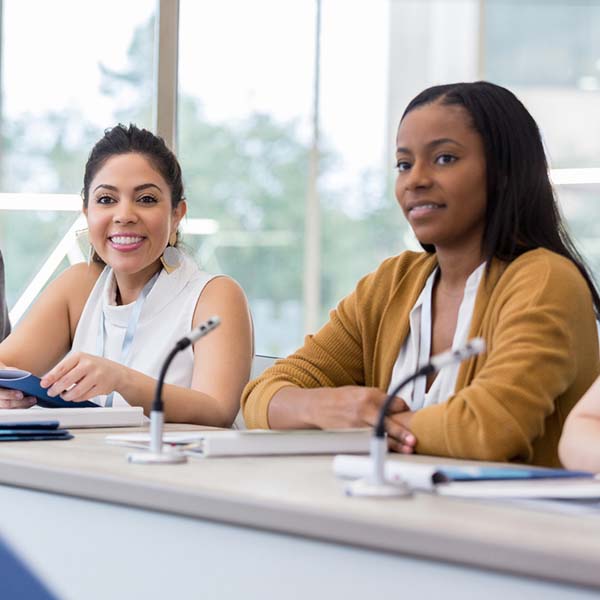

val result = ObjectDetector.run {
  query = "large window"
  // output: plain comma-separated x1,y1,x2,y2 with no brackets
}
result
178,0,402,354
0,0,155,311
484,0,600,274
2,0,600,355
177,0,314,355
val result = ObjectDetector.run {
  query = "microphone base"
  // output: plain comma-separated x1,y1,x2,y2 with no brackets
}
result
127,450,188,464
344,437,412,498
127,410,187,464
345,476,412,498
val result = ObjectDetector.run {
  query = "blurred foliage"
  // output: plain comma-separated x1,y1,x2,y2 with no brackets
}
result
0,14,406,351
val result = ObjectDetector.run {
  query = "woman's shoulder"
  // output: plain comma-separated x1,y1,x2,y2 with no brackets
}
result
55,262,105,313
25,262,106,340
192,275,250,333
495,248,594,311
61,261,104,283
43,261,103,299
506,248,585,285
201,274,246,302
59,262,104,296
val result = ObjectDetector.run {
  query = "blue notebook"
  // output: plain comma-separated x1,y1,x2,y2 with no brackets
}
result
438,466,594,482
0,369,99,409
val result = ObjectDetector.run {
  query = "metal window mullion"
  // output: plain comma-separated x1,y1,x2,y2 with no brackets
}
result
154,0,180,151
303,0,322,335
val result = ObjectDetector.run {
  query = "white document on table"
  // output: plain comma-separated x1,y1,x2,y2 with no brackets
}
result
106,428,371,457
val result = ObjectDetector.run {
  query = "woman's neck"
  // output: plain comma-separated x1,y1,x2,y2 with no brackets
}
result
435,241,485,293
113,261,161,306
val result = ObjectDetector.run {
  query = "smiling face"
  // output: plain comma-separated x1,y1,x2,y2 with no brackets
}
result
84,152,186,278
395,102,487,255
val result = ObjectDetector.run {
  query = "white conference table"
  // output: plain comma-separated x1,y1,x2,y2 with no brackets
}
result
0,426,599,600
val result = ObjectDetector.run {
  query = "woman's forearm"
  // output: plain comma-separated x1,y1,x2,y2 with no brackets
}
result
559,377,600,471
559,415,600,472
267,386,326,429
117,366,236,428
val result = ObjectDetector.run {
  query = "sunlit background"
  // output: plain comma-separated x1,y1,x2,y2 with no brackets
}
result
1,0,600,355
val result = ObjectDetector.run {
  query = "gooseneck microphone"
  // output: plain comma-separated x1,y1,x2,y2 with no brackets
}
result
346,337,485,497
128,316,221,465
374,338,486,439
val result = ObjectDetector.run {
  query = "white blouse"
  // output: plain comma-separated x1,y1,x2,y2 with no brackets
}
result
387,263,485,410
71,254,217,407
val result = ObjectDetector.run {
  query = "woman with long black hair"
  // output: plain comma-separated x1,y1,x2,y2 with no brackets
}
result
243,81,600,467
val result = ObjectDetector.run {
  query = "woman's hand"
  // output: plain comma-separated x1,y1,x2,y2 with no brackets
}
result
0,366,37,409
40,353,125,402
0,388,36,409
270,385,417,454
315,385,416,453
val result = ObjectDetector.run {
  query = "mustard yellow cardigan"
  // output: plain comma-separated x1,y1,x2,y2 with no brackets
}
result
242,249,600,466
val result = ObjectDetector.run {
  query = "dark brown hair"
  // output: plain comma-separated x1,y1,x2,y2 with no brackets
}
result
82,123,184,208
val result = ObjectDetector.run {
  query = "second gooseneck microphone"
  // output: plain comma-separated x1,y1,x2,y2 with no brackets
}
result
374,337,486,439
346,337,485,498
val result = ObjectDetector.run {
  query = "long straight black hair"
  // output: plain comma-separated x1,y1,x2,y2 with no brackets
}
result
401,81,600,315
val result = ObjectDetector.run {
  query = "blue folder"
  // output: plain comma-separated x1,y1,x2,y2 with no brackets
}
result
0,369,98,409
0,420,73,441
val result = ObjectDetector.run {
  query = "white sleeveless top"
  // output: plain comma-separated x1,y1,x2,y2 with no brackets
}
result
71,254,217,407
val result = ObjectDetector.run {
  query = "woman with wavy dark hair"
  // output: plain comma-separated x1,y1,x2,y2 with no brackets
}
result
243,81,600,467
0,124,253,426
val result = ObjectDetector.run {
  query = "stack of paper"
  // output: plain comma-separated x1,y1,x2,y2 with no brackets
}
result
332,454,599,497
106,428,371,457
0,407,144,429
